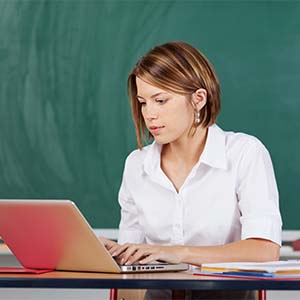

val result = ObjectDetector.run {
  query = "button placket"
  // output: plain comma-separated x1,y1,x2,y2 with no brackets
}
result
172,192,184,244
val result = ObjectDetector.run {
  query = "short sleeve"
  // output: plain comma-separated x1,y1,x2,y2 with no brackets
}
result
237,139,282,246
117,158,145,244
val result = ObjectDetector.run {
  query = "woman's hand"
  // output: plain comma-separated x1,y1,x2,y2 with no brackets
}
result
98,237,118,251
100,238,279,267
108,243,187,265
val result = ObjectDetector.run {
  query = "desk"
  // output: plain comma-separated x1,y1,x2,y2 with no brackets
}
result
2,231,300,299
1,271,300,291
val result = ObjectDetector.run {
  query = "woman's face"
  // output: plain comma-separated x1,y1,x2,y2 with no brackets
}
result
136,77,195,145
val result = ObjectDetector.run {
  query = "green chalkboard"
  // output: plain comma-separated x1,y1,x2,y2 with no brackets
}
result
0,1,299,229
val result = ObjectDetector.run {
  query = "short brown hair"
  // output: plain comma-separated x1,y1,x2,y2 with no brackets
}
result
128,41,221,149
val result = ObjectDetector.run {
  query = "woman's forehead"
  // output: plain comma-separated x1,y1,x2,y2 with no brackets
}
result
136,77,170,97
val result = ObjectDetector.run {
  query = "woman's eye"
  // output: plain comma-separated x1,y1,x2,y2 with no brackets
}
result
156,99,167,104
137,99,146,105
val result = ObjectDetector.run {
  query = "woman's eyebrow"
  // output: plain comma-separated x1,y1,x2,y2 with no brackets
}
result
137,92,168,99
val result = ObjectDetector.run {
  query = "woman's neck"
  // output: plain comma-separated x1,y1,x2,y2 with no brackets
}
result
162,126,208,167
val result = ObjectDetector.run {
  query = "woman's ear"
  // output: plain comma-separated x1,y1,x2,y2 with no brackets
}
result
191,88,207,111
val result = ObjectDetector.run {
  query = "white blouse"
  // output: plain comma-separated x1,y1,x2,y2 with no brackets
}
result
118,124,282,247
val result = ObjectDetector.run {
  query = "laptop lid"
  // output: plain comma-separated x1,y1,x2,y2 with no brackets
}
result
0,200,188,273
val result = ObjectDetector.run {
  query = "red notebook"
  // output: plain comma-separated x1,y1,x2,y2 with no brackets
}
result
0,267,53,274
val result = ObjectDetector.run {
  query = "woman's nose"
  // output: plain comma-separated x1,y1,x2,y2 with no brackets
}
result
143,104,158,121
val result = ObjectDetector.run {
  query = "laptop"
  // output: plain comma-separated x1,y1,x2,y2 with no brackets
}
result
0,200,188,273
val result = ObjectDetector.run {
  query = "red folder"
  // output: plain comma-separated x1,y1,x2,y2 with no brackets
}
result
0,267,53,274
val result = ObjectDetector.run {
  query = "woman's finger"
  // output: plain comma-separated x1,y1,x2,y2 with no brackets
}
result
125,247,152,265
98,237,117,250
112,243,131,256
106,244,123,256
139,253,160,264
119,245,142,264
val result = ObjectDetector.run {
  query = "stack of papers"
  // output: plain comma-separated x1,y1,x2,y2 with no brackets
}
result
196,261,300,278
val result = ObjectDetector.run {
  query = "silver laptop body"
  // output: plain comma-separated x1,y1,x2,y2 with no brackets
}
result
0,199,188,273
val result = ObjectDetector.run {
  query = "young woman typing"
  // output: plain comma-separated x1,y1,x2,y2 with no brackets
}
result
101,41,282,299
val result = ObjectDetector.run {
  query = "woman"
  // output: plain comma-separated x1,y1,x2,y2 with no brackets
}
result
102,41,282,299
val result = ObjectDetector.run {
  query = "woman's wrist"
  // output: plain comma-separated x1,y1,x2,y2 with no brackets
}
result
178,245,191,264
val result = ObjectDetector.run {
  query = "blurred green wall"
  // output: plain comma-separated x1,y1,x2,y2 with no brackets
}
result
0,1,299,228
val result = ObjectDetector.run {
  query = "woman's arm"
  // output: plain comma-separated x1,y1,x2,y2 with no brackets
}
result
182,238,280,265
109,238,280,266
117,156,145,245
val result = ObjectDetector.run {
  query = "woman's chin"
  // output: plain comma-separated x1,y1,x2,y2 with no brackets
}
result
153,136,169,145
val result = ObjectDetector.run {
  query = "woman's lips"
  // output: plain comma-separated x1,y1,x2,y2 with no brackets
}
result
149,126,165,135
